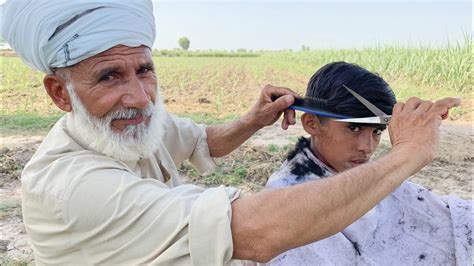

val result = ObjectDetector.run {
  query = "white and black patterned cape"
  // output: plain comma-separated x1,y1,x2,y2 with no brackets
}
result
266,137,472,266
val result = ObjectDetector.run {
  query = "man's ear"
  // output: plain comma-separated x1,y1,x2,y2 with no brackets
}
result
43,74,72,112
301,113,323,135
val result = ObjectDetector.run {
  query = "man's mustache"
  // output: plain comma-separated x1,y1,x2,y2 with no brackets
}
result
109,103,154,121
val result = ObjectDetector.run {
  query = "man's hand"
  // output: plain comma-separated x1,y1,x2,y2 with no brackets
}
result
206,85,300,157
245,84,301,130
388,96,461,171
232,96,463,262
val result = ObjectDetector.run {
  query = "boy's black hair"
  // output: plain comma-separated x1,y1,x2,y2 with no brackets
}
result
306,62,396,118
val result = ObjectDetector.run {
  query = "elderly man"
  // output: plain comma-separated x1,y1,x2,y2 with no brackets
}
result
2,0,461,265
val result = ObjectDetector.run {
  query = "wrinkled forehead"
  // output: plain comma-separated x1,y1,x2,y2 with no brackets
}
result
70,45,154,75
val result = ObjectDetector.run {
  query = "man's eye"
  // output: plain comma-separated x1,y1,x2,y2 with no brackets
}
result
138,67,152,74
98,75,114,82
348,125,361,132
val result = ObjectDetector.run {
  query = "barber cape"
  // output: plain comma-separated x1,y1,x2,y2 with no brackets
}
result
266,137,473,266
21,112,240,265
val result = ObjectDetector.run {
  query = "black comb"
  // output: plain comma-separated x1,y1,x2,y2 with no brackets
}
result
271,95,350,119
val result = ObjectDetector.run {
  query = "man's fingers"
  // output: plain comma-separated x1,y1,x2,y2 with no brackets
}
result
441,110,449,120
273,94,295,111
392,102,405,115
284,109,296,125
393,97,461,117
281,117,289,130
280,108,295,130
414,101,434,113
428,97,461,119
263,84,301,114
431,97,462,110
401,97,423,112
264,84,301,100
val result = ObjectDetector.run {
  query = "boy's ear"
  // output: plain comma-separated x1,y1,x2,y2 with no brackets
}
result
43,74,72,112
301,113,323,135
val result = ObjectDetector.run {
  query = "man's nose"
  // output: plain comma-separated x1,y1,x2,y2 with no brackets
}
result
121,77,151,110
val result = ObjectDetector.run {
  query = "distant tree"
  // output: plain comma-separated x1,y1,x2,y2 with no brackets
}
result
178,37,190,50
301,45,310,51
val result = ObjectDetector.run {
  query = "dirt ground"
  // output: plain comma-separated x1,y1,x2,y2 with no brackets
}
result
0,122,472,263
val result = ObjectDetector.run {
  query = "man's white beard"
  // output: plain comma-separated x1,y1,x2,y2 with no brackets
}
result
67,84,165,161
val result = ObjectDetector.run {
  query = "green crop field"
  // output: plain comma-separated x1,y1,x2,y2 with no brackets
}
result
0,41,472,266
1,39,472,133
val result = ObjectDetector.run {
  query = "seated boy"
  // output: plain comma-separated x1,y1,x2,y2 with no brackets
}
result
266,62,472,265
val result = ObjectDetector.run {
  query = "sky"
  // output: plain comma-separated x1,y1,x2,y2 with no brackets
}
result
0,1,471,50
153,0,472,50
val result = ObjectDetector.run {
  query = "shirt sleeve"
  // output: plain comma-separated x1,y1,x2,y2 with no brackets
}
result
160,111,217,175
63,167,240,265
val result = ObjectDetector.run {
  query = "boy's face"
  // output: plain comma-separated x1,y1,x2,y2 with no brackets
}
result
309,118,386,172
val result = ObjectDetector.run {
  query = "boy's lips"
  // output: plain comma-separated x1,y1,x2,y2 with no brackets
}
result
349,158,369,166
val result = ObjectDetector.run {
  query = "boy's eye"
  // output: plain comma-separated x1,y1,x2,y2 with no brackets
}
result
348,124,361,132
374,128,383,135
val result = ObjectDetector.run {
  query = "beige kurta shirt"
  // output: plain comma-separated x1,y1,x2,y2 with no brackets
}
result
21,111,240,265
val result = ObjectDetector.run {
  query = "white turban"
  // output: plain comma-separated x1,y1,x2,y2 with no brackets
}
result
1,0,156,74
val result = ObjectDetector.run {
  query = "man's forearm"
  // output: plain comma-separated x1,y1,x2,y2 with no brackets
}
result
231,147,421,262
205,85,298,157
206,113,261,157
230,96,460,262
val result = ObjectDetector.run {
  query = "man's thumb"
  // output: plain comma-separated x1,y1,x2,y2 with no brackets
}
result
273,95,294,110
